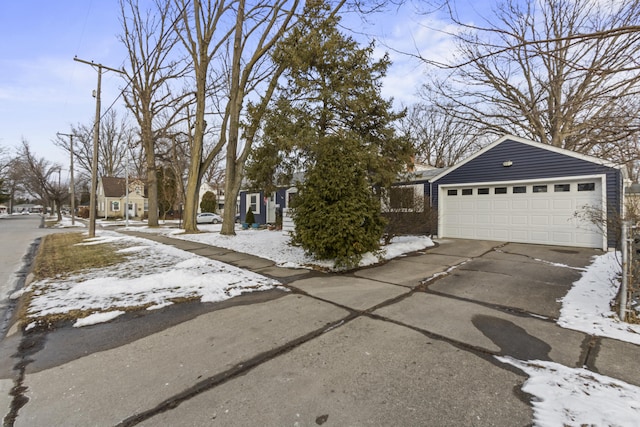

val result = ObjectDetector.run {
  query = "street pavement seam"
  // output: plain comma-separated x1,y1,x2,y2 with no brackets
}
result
114,311,361,427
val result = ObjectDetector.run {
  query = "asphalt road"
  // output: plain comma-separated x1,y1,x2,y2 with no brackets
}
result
0,214,62,336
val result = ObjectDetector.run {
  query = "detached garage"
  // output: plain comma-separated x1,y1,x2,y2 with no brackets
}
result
431,135,626,250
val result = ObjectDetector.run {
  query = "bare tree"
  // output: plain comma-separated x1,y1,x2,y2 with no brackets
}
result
400,102,482,168
423,0,640,155
0,146,15,206
54,110,134,180
119,0,187,227
15,140,67,220
175,0,367,234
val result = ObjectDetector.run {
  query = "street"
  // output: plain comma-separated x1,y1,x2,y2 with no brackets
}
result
0,215,59,337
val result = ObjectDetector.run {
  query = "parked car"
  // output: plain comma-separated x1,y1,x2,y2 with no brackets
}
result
196,212,222,224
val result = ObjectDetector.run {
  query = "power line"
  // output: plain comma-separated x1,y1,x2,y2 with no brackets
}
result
73,56,125,238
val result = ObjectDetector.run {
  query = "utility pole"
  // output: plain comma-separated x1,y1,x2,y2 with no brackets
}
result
57,132,76,225
125,152,129,227
74,56,125,237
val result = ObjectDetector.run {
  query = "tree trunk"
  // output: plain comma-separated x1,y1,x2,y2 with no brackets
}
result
220,0,245,236
142,116,159,227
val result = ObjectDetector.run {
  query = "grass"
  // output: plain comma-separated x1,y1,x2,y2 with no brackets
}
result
18,232,128,329
32,232,125,281
21,232,203,329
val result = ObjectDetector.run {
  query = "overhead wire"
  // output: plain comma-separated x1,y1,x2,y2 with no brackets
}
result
96,1,191,125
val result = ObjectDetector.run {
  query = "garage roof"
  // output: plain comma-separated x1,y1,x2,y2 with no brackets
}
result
430,135,624,183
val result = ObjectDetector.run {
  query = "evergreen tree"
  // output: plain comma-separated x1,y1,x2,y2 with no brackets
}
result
291,134,386,267
246,0,412,267
200,191,217,213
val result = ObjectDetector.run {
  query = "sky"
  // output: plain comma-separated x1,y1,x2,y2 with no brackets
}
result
0,0,471,176
9,218,640,426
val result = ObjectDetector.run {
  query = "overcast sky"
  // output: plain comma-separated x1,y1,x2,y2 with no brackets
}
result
0,0,472,176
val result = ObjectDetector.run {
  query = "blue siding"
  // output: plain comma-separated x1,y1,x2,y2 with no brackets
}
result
275,188,287,209
432,138,623,247
239,190,266,224
239,188,289,224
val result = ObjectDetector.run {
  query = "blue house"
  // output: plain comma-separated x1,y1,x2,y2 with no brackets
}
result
241,135,625,250
427,135,625,250
238,188,292,225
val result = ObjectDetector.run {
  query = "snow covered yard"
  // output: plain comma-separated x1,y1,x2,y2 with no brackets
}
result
13,219,435,330
133,222,435,271
12,230,282,329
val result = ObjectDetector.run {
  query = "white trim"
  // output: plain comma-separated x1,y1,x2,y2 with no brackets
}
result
431,134,622,183
437,174,607,189
438,174,608,250
246,192,261,214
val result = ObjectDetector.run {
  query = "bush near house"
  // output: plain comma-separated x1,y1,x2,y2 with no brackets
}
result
291,138,386,269
245,209,255,225
200,191,217,213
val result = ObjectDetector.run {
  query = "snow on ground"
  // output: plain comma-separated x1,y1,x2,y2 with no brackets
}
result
28,218,640,425
12,229,282,329
498,356,640,427
502,251,640,426
132,222,435,271
558,251,640,345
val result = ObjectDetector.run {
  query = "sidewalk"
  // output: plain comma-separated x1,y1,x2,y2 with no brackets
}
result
6,231,640,426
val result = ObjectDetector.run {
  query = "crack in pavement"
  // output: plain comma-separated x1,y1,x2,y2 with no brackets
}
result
8,235,589,425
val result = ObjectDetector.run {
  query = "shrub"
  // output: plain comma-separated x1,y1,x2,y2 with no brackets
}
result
200,191,217,213
245,209,255,224
291,139,385,269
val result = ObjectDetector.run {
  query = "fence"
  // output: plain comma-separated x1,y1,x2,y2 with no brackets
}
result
620,220,640,322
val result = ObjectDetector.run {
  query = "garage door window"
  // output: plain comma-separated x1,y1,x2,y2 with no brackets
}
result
495,187,507,194
447,189,458,196
513,186,526,193
533,185,547,193
478,188,489,195
554,184,570,192
462,189,473,195
578,183,595,191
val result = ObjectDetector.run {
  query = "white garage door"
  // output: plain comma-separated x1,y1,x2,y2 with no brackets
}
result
440,178,604,248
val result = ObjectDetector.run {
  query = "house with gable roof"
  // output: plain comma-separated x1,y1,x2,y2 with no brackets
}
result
97,176,148,219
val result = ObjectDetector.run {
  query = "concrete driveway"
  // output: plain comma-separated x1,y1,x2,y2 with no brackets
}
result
3,236,639,426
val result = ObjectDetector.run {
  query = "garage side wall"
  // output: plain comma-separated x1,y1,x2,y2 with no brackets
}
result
432,139,622,248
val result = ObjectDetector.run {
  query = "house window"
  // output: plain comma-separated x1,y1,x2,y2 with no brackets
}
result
494,187,507,194
447,189,458,196
578,183,595,191
247,193,260,214
554,184,570,192
513,186,526,194
111,201,120,211
478,188,489,195
390,187,415,209
462,189,473,195
533,185,548,193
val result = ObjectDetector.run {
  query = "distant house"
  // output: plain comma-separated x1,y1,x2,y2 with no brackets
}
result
239,174,303,228
97,176,148,219
238,188,287,225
